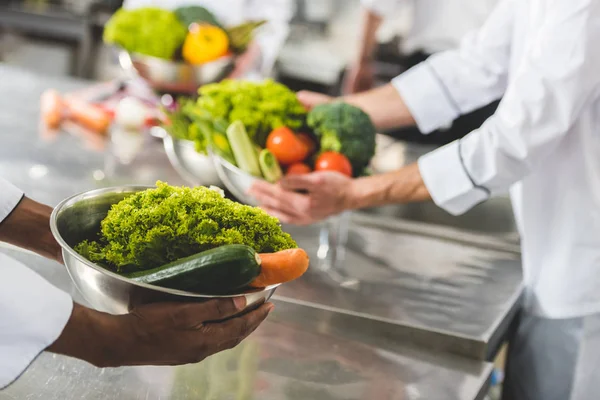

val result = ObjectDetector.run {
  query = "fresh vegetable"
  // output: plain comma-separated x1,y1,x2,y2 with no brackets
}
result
259,149,283,183
74,182,297,270
297,132,317,156
125,244,261,294
103,8,187,60
193,79,307,147
315,152,353,177
208,126,236,165
40,89,64,129
286,163,312,175
175,5,223,29
266,127,308,166
182,23,230,65
226,20,267,53
307,102,376,176
63,97,111,134
227,121,262,177
250,248,310,288
163,99,235,163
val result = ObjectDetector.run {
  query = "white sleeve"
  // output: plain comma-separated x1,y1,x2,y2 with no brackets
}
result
0,178,73,388
417,0,600,215
245,0,295,76
392,0,515,133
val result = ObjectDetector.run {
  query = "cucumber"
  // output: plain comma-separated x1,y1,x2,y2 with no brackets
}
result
259,149,282,183
124,244,261,294
226,121,262,177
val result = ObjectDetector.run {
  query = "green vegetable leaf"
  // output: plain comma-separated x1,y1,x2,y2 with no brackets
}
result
103,7,187,60
74,182,297,271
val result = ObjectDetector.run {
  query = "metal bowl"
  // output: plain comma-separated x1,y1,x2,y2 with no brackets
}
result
49,185,279,315
161,131,222,187
118,50,235,94
210,152,260,205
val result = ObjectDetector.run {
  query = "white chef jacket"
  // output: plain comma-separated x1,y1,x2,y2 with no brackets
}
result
362,0,499,55
0,178,72,388
123,0,294,77
393,0,600,318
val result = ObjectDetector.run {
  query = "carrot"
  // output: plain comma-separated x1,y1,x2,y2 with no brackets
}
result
63,97,111,134
250,248,310,288
40,89,64,129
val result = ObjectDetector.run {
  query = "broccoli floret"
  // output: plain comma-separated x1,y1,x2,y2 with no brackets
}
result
75,182,297,271
307,102,376,176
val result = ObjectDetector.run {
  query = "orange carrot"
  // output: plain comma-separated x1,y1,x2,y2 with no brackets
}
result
250,248,310,288
63,97,111,134
40,89,64,129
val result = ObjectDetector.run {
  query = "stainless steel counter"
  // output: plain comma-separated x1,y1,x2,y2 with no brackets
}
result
1,251,494,400
0,64,522,399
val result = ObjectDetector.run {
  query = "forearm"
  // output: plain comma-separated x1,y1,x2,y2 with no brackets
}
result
355,8,382,65
348,162,431,209
0,196,61,262
343,83,416,130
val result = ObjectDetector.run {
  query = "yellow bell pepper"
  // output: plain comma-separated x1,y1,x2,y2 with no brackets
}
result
183,23,230,65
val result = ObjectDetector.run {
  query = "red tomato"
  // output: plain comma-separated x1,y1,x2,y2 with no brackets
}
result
266,127,308,165
315,152,353,177
297,132,317,155
286,163,312,175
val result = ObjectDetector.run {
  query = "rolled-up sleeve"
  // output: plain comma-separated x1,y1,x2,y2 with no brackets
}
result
393,0,515,134
418,0,600,215
0,178,72,388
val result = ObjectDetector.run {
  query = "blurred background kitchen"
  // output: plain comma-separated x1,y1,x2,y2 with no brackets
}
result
0,1,522,399
1,0,389,88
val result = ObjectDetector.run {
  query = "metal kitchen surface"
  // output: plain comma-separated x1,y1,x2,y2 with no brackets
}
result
276,219,523,361
0,294,492,400
0,248,492,400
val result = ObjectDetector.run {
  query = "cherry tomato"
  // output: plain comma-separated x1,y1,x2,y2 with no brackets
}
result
297,132,317,155
266,127,308,165
315,152,353,177
286,163,312,175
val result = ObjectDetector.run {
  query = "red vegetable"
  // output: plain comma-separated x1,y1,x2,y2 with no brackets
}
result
297,132,317,155
286,163,312,175
266,127,308,166
315,152,353,177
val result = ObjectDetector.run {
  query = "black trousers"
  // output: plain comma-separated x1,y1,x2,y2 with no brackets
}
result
383,51,500,146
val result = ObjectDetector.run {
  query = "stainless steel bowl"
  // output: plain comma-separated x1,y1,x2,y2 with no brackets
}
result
119,50,235,94
162,132,222,187
50,185,279,315
210,153,260,205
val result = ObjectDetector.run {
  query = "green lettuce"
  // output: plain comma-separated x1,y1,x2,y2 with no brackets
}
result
103,7,187,60
75,182,297,271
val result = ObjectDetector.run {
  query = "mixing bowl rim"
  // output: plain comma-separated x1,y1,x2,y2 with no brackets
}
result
49,184,279,298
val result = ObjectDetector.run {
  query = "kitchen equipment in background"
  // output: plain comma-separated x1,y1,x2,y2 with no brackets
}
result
118,50,235,95
50,185,278,315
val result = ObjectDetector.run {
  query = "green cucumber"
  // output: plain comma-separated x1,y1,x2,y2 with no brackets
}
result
259,149,282,183
226,121,262,177
124,244,261,294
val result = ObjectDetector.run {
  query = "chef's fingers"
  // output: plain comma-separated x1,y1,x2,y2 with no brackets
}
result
204,303,274,353
249,181,310,216
279,173,324,192
164,298,248,329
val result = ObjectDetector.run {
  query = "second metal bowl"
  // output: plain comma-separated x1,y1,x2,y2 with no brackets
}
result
50,185,278,315
119,50,235,94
